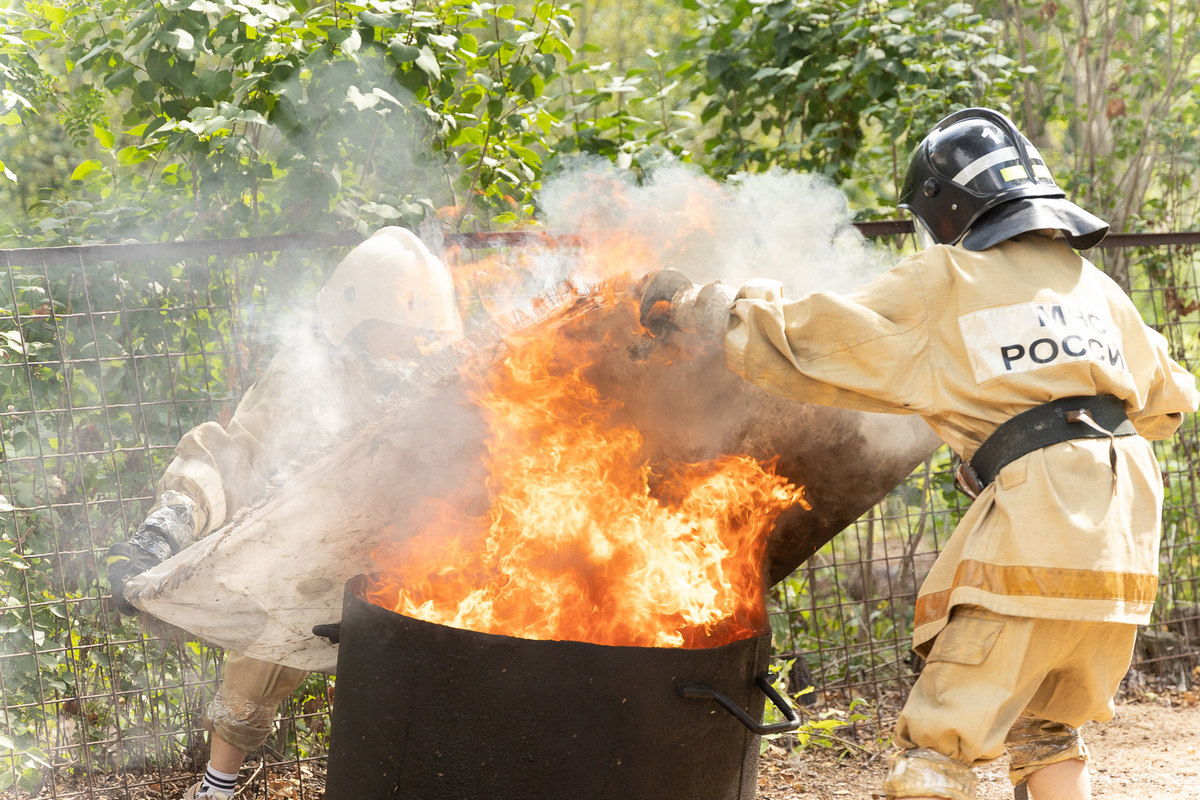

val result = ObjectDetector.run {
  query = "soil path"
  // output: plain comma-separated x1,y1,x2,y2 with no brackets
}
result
7,699,1198,800
757,700,1200,799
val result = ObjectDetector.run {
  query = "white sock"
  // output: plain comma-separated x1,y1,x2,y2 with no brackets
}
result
200,764,239,795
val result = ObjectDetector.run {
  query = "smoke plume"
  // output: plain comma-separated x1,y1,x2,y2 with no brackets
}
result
539,159,891,296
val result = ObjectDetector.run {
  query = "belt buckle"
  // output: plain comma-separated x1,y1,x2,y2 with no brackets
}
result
955,460,983,500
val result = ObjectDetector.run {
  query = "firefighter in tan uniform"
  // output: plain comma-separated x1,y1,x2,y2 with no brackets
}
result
104,227,462,800
640,108,1199,800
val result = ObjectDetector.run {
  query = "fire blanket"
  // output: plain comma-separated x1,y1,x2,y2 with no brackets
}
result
126,283,940,672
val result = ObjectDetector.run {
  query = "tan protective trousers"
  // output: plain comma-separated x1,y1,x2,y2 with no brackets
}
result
207,653,308,752
886,605,1137,799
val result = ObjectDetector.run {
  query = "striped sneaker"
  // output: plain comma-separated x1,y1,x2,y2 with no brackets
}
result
183,782,233,800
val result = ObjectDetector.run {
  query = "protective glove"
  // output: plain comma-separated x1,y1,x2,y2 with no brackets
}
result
638,270,735,342
105,542,163,615
105,491,197,615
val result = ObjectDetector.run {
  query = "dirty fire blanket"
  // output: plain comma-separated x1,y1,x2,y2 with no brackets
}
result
124,280,938,672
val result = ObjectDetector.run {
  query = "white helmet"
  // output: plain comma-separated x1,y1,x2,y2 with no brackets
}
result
317,227,462,346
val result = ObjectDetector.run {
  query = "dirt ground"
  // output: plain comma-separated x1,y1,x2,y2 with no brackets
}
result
757,696,1200,800
7,695,1200,800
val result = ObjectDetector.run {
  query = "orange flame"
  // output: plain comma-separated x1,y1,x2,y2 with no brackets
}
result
366,287,808,649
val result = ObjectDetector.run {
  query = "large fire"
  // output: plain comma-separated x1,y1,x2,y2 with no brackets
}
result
365,283,809,649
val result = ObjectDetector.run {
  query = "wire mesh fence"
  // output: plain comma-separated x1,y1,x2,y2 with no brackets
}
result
0,238,348,799
0,229,1196,797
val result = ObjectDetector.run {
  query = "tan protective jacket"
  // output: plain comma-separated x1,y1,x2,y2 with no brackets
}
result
725,235,1199,652
158,340,389,540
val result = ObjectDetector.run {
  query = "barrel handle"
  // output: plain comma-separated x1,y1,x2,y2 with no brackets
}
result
312,622,342,644
676,673,801,735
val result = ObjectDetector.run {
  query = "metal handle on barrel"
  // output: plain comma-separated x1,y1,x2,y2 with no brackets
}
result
676,673,801,735
312,622,342,644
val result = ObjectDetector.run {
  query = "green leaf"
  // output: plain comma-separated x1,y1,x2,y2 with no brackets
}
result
158,29,196,52
867,71,888,99
327,26,350,46
199,69,233,99
509,64,533,88
75,40,112,69
103,65,137,90
145,50,171,83
93,125,115,148
345,85,380,110
372,88,403,108
116,146,149,166
360,201,401,219
415,46,441,80
826,80,852,103
70,160,105,181
389,41,420,63
358,11,395,28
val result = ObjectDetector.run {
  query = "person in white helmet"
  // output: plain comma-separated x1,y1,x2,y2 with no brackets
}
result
104,227,462,800
640,108,1198,800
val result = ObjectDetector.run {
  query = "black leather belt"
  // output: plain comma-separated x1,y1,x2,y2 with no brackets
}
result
961,395,1136,494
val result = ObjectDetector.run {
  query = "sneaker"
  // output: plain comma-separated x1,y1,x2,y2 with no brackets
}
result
183,781,234,800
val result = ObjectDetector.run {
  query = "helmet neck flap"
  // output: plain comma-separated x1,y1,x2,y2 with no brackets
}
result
898,107,1108,251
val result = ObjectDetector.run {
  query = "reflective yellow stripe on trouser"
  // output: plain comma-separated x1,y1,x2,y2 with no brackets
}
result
914,560,1157,628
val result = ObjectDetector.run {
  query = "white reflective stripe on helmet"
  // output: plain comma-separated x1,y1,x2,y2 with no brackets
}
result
951,145,1021,187
317,227,462,346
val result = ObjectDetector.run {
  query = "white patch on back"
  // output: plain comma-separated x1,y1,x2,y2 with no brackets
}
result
959,301,1129,383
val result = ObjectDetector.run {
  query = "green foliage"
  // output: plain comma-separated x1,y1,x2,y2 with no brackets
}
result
5,0,1200,239
549,47,698,172
3,0,576,242
973,0,1200,280
0,247,332,783
685,0,1017,183
760,662,877,755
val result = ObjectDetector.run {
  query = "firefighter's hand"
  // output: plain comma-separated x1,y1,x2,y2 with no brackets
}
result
639,270,694,335
105,542,160,615
638,270,734,342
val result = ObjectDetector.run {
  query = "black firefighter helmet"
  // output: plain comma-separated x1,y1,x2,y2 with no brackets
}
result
898,107,1108,251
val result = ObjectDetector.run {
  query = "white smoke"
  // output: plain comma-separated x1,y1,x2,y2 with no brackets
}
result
539,159,939,469
539,159,892,297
